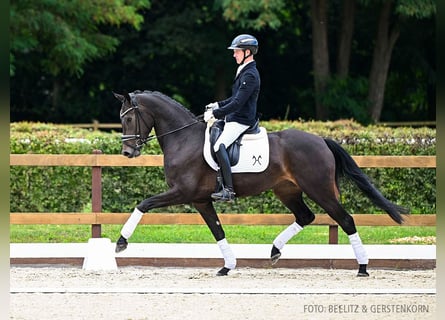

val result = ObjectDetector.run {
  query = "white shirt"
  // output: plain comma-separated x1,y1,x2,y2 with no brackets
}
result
235,60,254,78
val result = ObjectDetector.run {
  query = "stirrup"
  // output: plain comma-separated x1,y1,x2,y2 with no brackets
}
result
211,188,235,202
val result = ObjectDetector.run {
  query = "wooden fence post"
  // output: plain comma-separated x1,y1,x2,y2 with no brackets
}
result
91,150,102,238
329,225,338,244
92,120,99,131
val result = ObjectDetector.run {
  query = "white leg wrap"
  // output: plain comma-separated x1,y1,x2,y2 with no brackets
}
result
348,232,369,264
121,208,143,239
273,222,303,250
217,238,236,270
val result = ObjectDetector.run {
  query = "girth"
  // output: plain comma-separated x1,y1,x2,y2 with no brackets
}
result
209,120,260,166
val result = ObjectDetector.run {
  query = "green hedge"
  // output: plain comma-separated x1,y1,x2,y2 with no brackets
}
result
10,120,436,215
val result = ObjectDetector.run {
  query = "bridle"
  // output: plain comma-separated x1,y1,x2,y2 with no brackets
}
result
120,96,203,151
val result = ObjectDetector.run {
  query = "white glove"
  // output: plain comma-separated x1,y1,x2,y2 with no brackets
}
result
204,109,214,122
205,102,219,111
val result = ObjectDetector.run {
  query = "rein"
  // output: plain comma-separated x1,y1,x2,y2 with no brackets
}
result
139,117,203,144
120,99,204,149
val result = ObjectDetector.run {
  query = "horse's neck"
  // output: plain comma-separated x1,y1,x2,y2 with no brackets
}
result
144,96,204,153
157,121,205,157
152,110,197,137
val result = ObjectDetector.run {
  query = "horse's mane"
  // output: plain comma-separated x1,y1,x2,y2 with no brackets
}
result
132,90,198,120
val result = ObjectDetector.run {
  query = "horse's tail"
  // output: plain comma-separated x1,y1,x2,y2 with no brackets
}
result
324,138,409,224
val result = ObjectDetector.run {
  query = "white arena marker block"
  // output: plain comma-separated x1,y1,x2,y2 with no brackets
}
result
82,238,117,271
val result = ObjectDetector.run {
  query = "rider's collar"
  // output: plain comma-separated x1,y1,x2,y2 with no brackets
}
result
236,60,254,77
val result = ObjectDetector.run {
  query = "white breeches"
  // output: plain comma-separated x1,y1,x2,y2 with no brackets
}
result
213,121,249,152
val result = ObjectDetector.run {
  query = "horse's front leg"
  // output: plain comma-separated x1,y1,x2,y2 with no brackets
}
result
115,188,187,253
194,201,236,276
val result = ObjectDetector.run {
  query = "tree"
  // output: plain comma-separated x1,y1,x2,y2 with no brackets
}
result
10,0,434,124
10,0,150,114
365,0,436,122
220,0,435,122
336,0,356,77
219,0,286,30
310,0,330,120
10,0,150,77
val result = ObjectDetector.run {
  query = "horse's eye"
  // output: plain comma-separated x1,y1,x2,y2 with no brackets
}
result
126,117,132,123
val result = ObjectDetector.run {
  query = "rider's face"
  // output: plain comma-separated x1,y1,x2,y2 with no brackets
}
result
233,49,246,64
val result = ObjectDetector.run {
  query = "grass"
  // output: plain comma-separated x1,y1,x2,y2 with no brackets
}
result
10,224,436,245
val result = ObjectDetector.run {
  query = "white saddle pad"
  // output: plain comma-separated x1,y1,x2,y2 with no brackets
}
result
203,126,269,173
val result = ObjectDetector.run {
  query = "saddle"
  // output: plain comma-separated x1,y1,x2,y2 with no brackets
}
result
209,120,260,166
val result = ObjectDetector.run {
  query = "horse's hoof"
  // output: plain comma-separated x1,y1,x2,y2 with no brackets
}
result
357,272,369,277
270,245,281,265
115,235,128,253
216,267,230,276
357,264,369,277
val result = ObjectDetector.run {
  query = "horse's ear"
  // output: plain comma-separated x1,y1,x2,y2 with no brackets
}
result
124,92,132,102
113,92,125,102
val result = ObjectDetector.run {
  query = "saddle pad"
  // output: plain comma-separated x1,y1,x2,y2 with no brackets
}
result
203,126,269,173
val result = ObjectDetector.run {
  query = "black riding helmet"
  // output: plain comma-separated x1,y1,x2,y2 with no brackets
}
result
228,34,258,54
227,34,258,64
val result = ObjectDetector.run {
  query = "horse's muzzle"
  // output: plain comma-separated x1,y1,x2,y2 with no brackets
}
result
122,150,141,158
122,146,141,158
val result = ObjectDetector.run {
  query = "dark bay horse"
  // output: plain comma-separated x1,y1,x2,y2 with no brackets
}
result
113,90,409,276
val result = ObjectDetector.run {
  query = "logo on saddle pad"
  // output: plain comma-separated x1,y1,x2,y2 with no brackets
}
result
203,120,270,173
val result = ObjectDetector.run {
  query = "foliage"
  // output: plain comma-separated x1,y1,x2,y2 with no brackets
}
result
317,76,371,124
359,0,436,18
10,0,150,77
10,121,435,216
217,0,287,30
262,119,436,156
394,0,436,18
9,0,435,124
219,0,436,122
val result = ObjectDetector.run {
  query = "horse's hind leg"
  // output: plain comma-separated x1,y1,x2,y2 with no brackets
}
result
194,201,236,276
308,192,369,277
270,182,316,264
332,204,369,276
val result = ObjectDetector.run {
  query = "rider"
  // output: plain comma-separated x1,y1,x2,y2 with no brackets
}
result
204,34,261,202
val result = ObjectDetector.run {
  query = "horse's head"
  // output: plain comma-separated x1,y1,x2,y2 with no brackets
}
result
113,92,153,158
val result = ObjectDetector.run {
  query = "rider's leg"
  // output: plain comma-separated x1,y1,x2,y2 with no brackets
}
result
212,122,249,201
212,144,235,201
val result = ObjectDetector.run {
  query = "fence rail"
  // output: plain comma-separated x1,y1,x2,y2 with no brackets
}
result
9,154,436,168
69,120,436,131
10,212,436,226
10,153,436,244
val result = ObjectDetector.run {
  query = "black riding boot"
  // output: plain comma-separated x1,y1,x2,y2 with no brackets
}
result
211,144,235,202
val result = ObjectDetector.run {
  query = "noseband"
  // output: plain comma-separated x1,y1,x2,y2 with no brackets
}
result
120,96,203,151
